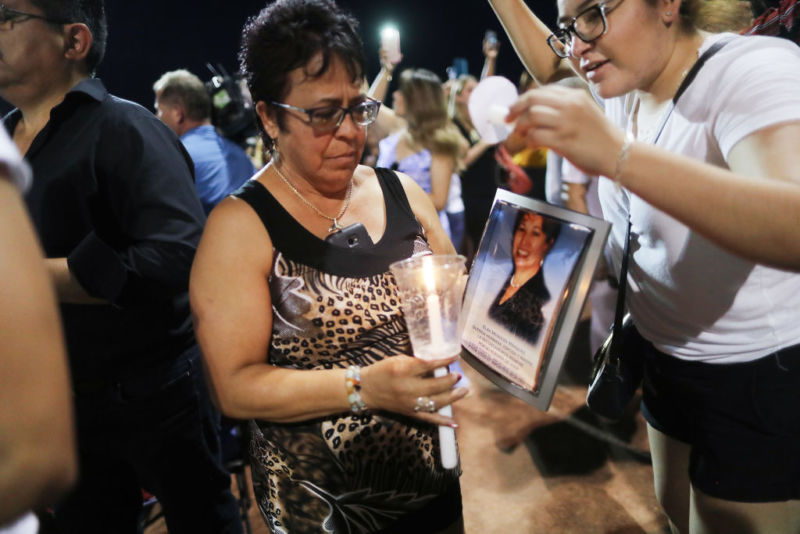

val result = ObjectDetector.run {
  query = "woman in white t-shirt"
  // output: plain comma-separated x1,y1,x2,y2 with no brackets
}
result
488,0,800,532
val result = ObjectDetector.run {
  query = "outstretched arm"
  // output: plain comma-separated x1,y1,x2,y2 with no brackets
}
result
369,48,406,135
368,48,396,103
508,85,800,270
480,33,500,80
487,0,576,84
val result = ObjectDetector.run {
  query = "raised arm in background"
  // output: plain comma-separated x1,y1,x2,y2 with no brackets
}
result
487,0,577,83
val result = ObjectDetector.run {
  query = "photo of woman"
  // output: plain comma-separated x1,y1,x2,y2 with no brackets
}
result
460,195,601,400
487,211,561,345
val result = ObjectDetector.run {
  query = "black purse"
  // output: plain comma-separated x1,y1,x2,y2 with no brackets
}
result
586,220,645,421
586,37,732,421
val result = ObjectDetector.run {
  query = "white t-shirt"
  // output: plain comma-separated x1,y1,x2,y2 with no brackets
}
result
598,33,800,363
0,513,38,534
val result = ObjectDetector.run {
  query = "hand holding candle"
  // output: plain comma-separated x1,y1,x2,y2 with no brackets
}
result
390,254,468,470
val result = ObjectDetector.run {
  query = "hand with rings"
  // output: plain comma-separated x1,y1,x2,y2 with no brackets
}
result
414,396,437,413
358,353,469,427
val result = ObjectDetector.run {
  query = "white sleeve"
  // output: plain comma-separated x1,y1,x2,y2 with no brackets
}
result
0,127,31,192
708,36,800,159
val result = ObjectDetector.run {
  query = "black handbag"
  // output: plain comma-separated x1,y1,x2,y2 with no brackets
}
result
586,37,733,421
586,221,644,421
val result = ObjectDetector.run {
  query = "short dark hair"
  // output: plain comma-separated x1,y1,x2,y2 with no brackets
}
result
239,0,365,151
29,0,107,74
514,211,562,245
153,69,211,121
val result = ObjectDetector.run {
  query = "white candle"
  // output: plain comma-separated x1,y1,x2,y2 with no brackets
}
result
380,27,402,64
422,257,458,469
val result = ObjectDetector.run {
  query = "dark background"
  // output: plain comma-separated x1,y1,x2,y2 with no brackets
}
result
96,0,557,111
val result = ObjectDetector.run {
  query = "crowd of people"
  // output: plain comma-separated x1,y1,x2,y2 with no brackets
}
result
1,0,799,533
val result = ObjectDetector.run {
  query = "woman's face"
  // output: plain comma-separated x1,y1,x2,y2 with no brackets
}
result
556,0,672,98
258,54,367,193
512,213,554,271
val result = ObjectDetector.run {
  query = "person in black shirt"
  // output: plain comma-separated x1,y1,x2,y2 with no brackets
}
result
0,1,242,532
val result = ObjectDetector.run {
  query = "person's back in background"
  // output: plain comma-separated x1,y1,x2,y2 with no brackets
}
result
154,69,256,214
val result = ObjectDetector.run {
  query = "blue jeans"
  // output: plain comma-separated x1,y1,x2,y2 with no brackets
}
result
55,346,243,534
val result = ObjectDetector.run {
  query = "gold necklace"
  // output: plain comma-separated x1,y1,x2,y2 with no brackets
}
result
272,164,353,233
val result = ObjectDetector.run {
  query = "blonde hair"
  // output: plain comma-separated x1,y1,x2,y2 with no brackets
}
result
695,0,754,31
652,0,751,32
398,69,466,167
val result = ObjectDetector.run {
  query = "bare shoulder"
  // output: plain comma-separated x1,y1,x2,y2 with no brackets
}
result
196,191,273,274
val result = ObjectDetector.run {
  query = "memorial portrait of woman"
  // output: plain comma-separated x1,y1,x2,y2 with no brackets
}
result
488,211,561,345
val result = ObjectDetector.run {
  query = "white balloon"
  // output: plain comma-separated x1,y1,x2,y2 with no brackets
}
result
468,76,518,143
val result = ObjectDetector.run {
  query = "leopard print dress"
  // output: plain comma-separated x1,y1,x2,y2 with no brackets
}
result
234,169,462,534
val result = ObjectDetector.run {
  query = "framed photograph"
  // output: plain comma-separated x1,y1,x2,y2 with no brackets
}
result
460,189,611,411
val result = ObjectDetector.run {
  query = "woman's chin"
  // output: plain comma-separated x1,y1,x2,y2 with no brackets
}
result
589,77,636,101
590,81,619,100
514,258,540,271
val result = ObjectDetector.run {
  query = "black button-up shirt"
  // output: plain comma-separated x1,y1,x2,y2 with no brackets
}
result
5,78,207,381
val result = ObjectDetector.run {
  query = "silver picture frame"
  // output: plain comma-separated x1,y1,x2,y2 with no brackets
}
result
460,189,611,411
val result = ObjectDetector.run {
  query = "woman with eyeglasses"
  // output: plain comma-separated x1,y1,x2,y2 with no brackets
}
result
488,0,800,532
189,1,467,533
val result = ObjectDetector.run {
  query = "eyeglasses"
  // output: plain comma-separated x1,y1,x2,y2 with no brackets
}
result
546,0,624,58
0,4,70,29
269,97,381,133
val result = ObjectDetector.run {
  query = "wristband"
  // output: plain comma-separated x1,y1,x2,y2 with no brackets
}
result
345,365,367,414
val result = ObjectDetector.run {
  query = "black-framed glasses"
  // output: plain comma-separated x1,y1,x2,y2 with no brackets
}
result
546,0,624,58
269,97,381,133
0,4,71,29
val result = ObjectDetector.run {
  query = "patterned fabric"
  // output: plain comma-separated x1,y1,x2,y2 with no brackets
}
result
745,0,799,44
234,169,461,534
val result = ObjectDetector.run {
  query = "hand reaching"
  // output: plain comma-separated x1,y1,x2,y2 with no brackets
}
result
483,35,500,59
379,46,401,71
359,354,468,427
507,85,625,179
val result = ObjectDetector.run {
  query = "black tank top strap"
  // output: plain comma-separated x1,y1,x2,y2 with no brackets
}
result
374,166,417,230
232,170,424,277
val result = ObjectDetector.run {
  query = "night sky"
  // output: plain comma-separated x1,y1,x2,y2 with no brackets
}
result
95,0,558,111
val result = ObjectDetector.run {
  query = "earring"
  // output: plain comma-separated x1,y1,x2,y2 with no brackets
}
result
271,138,281,163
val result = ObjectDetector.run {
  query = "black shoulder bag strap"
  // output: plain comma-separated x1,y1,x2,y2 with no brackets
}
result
611,36,733,344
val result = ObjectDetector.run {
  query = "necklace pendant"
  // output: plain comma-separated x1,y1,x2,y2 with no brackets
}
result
328,219,342,233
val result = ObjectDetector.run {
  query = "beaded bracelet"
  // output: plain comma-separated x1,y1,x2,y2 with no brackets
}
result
345,365,367,414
